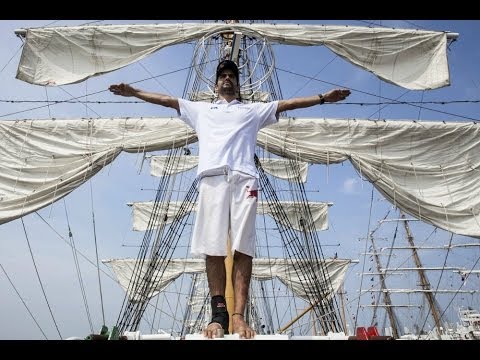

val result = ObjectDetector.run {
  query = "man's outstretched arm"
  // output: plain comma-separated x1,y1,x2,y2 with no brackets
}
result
276,88,351,114
109,83,180,111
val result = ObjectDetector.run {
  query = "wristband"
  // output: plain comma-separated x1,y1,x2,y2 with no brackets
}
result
318,94,325,105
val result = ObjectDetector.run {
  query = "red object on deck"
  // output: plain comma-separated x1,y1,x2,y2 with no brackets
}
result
355,327,369,340
367,326,379,337
352,326,382,340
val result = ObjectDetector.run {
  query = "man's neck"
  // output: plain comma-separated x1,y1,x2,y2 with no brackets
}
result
218,94,237,103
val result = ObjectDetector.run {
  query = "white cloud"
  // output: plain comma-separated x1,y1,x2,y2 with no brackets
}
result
341,177,359,194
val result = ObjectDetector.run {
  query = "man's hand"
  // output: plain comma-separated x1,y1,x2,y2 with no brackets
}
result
109,83,137,97
323,89,351,103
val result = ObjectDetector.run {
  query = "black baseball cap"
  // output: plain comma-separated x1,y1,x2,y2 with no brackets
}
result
216,59,239,83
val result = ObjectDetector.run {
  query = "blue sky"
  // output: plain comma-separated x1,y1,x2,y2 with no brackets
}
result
1,20,479,340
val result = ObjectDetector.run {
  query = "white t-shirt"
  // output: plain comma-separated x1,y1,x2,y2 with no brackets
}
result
178,98,279,178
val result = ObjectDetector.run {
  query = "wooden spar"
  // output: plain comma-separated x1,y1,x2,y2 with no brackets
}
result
338,282,349,335
370,234,400,338
225,237,234,334
401,213,444,335
223,22,239,335
12,28,461,40
278,302,316,334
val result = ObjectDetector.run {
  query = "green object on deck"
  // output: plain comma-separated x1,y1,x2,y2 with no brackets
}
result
100,325,109,336
84,325,120,340
108,326,120,340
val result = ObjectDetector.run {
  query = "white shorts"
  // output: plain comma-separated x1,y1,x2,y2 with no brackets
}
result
190,170,259,258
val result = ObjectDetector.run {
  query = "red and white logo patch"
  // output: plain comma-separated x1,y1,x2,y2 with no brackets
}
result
246,186,258,199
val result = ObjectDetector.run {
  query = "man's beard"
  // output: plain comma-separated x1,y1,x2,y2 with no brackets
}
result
218,86,236,97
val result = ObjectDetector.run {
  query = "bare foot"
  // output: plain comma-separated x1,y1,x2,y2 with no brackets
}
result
203,322,224,339
232,315,255,339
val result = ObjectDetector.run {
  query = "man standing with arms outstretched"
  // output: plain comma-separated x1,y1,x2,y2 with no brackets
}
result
109,59,350,339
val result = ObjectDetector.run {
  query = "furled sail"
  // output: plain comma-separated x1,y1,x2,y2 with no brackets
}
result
0,118,196,224
16,23,449,90
2,117,479,239
103,257,351,302
131,200,329,231
258,118,480,239
150,155,199,176
150,155,309,182
258,201,329,231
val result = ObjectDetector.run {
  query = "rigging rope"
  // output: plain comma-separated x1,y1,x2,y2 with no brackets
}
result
256,154,344,334
20,217,63,339
116,147,199,333
62,198,94,334
0,262,48,339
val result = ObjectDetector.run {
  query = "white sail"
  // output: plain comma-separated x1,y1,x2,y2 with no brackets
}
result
2,117,480,239
16,23,449,90
103,257,351,302
150,155,309,182
131,201,195,230
131,200,329,232
0,117,196,224
257,201,329,231
150,155,199,176
258,118,480,239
